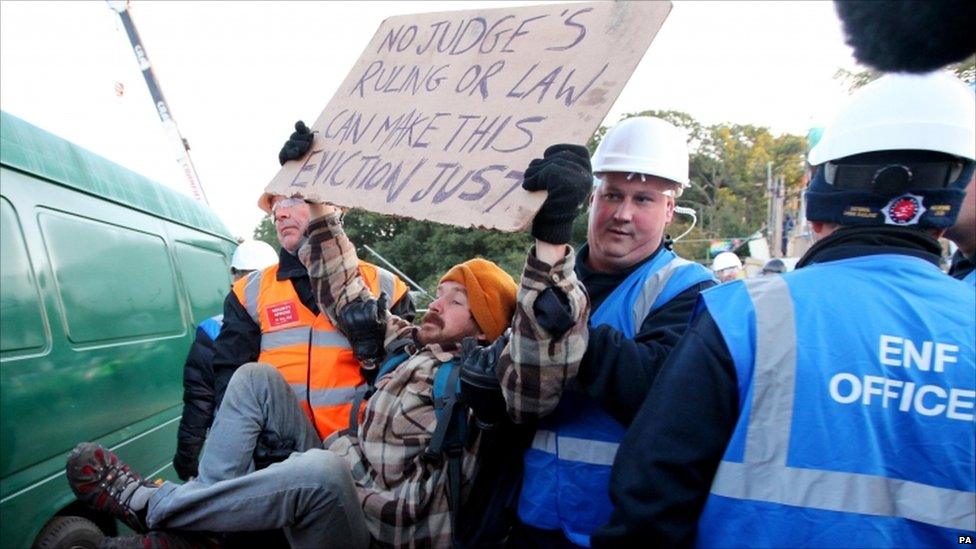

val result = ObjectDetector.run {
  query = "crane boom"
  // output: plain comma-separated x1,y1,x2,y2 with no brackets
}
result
109,1,209,204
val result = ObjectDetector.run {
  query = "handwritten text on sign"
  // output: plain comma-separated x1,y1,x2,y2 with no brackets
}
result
266,2,670,231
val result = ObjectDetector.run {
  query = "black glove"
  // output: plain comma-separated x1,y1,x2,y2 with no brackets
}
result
337,293,389,373
172,445,200,481
521,144,593,245
459,333,509,428
278,120,315,165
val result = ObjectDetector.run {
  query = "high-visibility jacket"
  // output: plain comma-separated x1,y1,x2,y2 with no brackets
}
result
518,248,715,547
697,254,976,547
964,269,975,286
232,260,407,439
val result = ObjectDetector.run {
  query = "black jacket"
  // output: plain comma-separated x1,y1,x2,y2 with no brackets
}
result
172,326,218,480
949,249,974,281
574,243,716,424
592,226,945,548
175,247,414,478
510,242,715,548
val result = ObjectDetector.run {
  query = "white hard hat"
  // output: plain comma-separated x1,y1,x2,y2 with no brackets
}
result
711,251,742,272
592,117,690,187
231,240,278,271
808,72,976,166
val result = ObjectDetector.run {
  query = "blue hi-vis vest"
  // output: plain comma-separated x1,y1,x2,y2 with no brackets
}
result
696,254,976,548
964,269,975,286
198,314,223,342
518,248,715,547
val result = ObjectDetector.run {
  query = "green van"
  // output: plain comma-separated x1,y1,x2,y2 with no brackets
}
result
0,111,237,548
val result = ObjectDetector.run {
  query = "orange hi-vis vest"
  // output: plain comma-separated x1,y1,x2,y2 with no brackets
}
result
232,260,408,439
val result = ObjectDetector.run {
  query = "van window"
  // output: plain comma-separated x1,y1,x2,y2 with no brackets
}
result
0,198,46,354
38,210,183,343
175,242,231,324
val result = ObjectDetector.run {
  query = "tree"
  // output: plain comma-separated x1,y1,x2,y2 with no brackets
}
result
593,110,807,261
253,215,281,252
343,210,533,292
834,54,975,92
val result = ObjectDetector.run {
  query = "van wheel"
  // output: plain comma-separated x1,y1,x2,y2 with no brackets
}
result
33,516,104,549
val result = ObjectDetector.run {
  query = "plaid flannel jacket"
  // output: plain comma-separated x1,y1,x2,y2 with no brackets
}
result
302,212,589,548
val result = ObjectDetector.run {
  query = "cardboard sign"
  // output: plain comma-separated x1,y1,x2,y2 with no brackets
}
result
265,1,670,231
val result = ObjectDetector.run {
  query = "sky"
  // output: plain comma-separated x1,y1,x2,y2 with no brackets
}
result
0,0,860,239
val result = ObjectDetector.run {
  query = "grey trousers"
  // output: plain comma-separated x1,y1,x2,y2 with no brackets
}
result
147,363,369,548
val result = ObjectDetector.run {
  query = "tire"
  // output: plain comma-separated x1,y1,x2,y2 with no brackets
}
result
33,516,104,549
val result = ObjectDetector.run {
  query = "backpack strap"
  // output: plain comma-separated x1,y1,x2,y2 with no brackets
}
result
424,359,466,540
342,344,412,436
425,358,464,460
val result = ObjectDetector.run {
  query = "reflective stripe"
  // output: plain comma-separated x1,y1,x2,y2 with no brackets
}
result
377,267,395,299
631,256,698,330
710,276,975,531
712,461,975,531
260,327,351,351
559,436,619,466
290,383,368,407
312,329,350,348
243,269,263,323
530,430,619,466
531,429,557,453
744,277,796,463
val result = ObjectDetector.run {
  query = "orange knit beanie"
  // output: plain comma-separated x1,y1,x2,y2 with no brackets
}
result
439,258,517,342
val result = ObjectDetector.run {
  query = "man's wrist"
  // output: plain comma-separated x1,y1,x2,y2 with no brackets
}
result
534,240,569,265
309,202,338,219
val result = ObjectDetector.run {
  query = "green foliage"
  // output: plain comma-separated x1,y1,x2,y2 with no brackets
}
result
342,209,533,292
833,67,882,93
950,55,976,84
834,57,975,92
604,110,807,260
253,215,281,253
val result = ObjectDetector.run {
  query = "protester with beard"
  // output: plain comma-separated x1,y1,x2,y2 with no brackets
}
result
65,144,592,548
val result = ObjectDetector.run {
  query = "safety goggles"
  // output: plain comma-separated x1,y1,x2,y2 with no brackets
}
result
823,160,965,191
271,197,306,214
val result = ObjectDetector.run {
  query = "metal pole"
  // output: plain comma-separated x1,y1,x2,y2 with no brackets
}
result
363,244,430,297
108,1,209,204
765,161,773,252
771,176,784,258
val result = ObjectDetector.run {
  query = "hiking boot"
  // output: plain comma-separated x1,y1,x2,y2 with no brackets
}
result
100,530,218,549
66,442,155,533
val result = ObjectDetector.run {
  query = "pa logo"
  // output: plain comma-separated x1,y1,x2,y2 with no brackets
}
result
882,193,925,226
959,534,974,544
